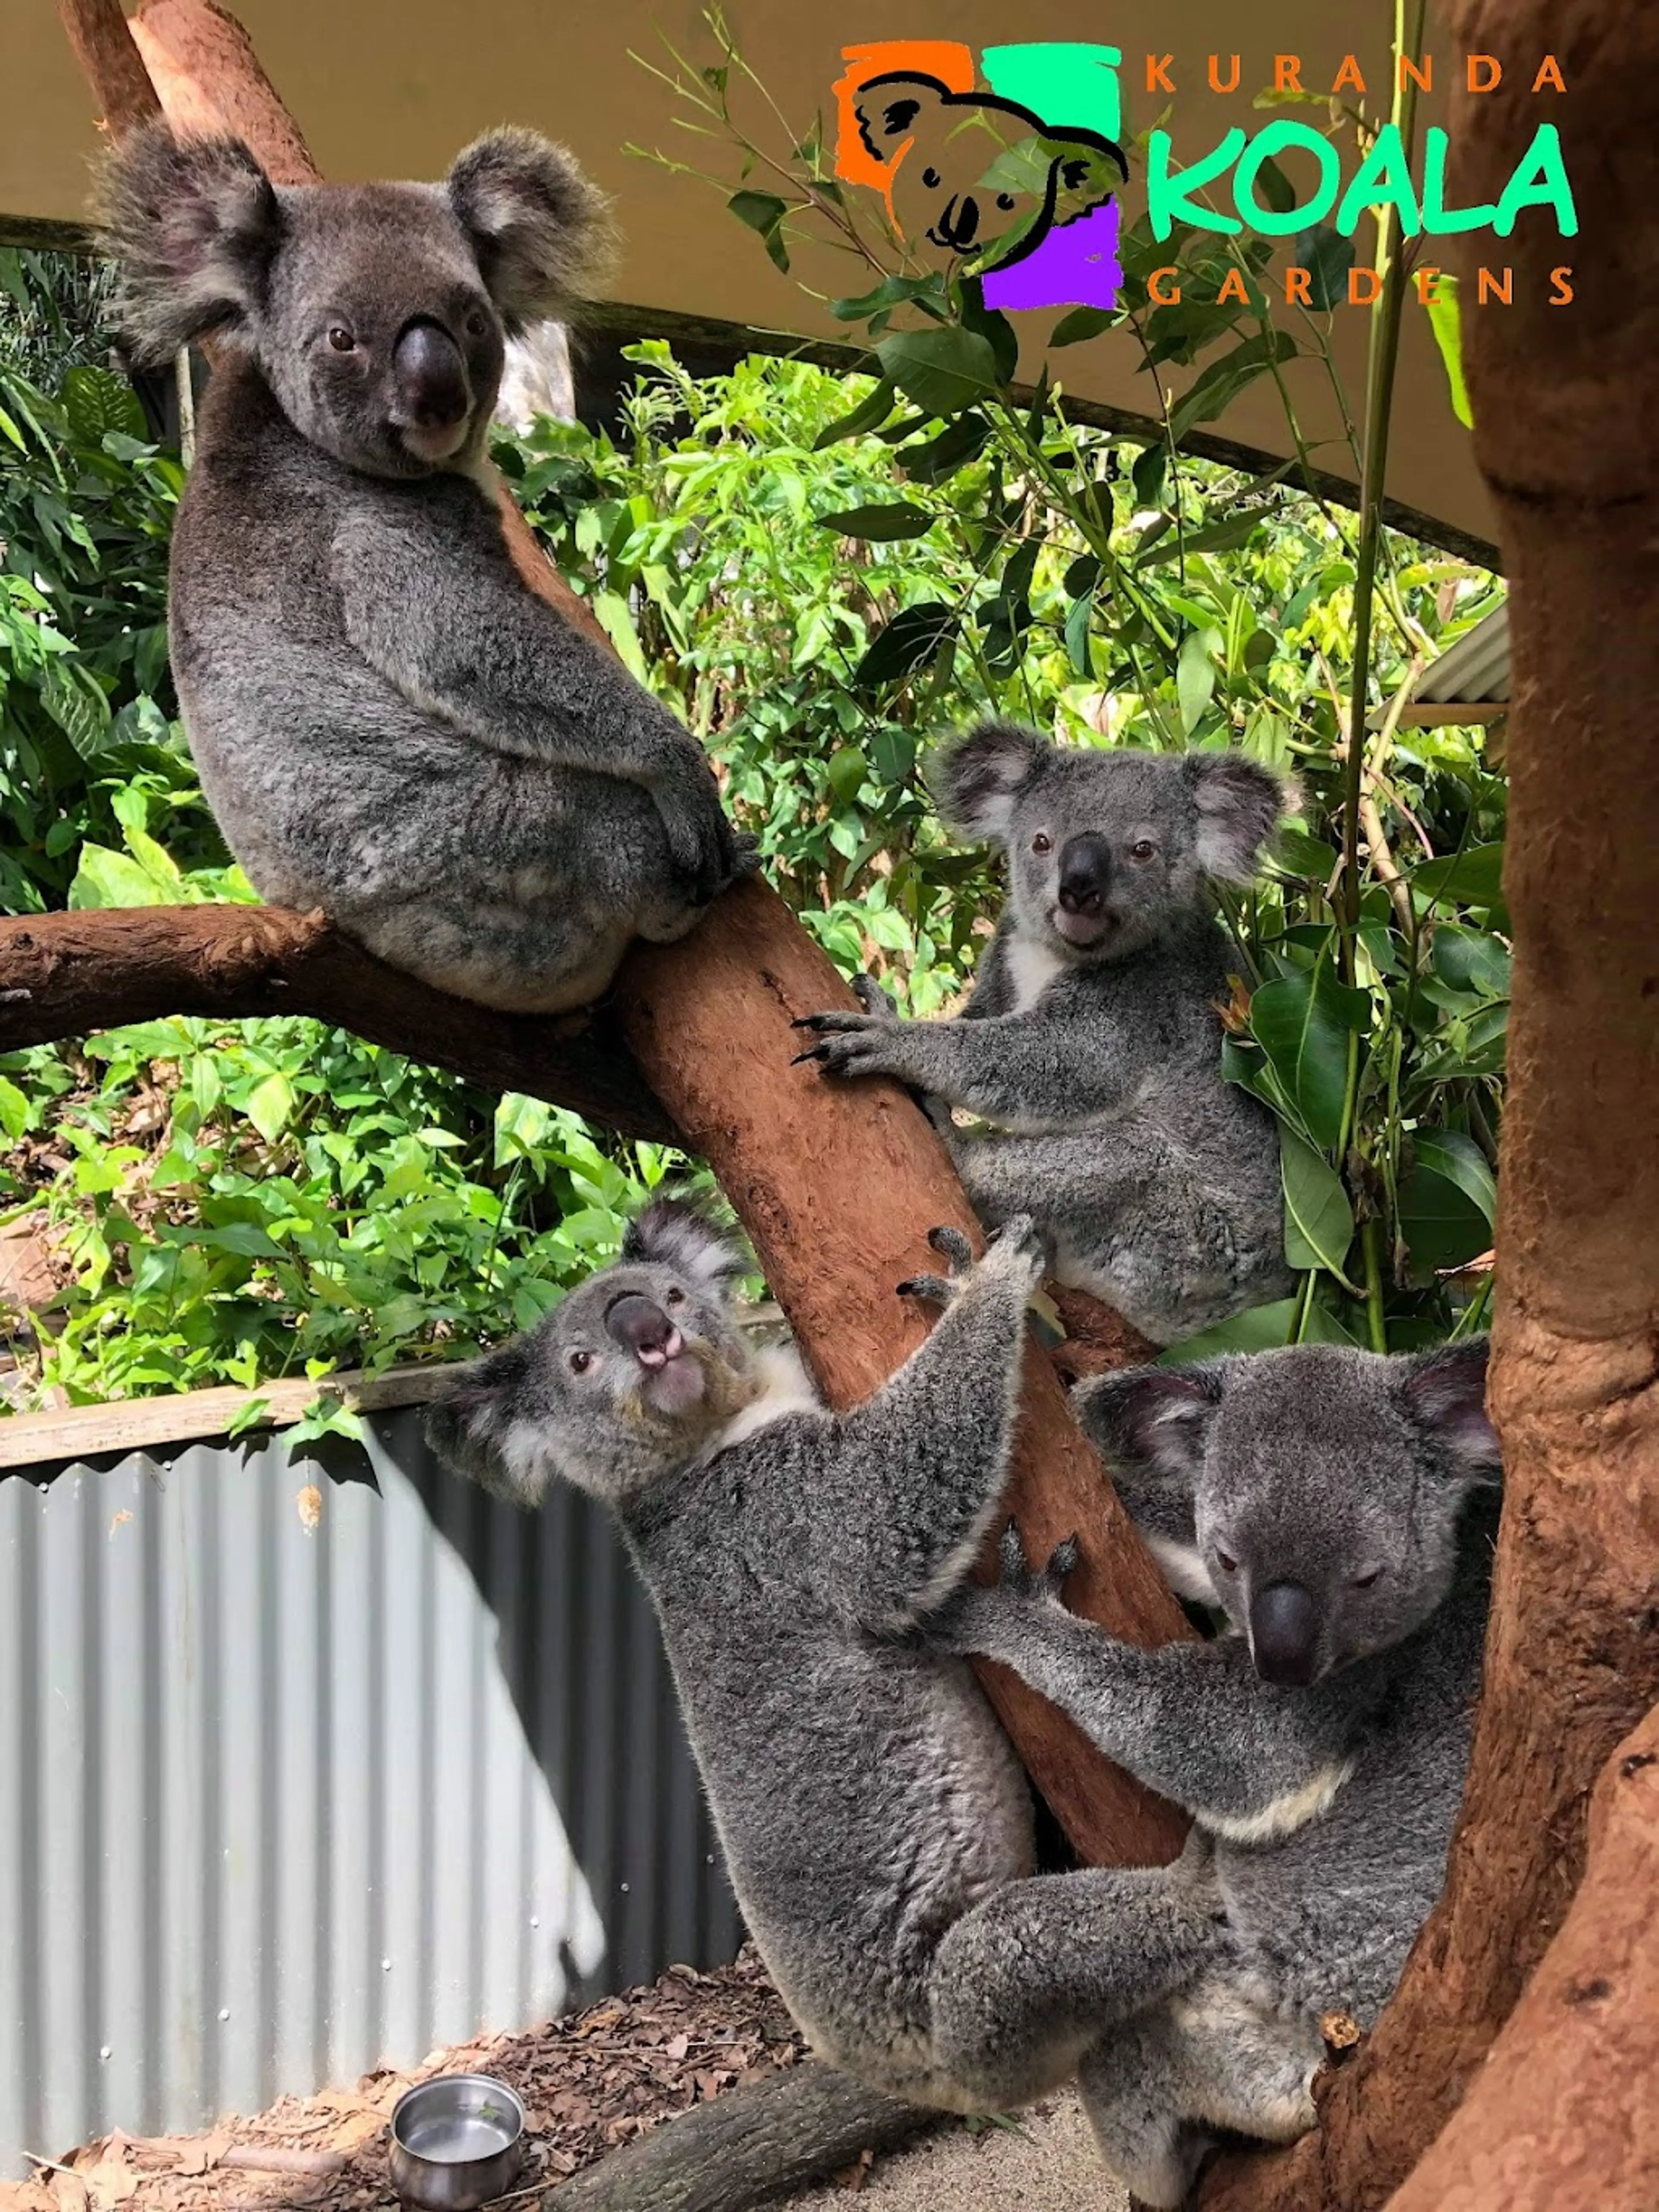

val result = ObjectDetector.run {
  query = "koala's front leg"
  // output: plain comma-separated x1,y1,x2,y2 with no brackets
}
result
923,1525,1368,1832
793,988,1114,1127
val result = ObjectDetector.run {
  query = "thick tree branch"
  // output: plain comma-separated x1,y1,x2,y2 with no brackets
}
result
0,904,675,1143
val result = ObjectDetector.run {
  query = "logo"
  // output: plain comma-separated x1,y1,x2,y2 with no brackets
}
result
833,43,1578,315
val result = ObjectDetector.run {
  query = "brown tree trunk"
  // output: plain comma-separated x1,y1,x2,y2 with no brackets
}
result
1383,1701,1659,2212
58,0,1192,1868
1198,9,1659,2208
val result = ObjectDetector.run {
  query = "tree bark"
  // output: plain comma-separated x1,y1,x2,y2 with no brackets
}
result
1381,1702,1659,2212
0,905,673,1142
58,0,1192,1868
1197,10,1659,2208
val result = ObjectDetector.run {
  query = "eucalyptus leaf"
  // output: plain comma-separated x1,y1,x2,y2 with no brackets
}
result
876,328,1001,419
1281,1130,1357,1279
1398,1130,1496,1272
1249,954,1371,1152
814,501,935,541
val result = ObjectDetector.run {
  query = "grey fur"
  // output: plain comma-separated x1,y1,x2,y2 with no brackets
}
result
423,1201,1225,2116
923,1339,1500,2205
794,724,1293,1343
99,124,748,1014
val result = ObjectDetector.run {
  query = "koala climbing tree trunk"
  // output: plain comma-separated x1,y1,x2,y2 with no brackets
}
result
1194,8,1659,2211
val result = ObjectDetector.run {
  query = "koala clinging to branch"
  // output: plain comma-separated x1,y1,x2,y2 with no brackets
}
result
925,1340,1501,2206
795,724,1294,1344
101,125,749,1014
425,1200,1225,2118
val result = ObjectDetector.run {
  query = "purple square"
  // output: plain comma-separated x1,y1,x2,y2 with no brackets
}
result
983,199,1121,313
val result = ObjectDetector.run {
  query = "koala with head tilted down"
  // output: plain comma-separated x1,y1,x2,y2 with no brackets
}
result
924,1339,1501,2206
100,126,748,1014
424,1199,1231,2118
794,722,1295,1344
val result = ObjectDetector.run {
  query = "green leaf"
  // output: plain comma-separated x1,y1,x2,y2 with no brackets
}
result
1159,1293,1358,1362
1398,1130,1497,1272
1064,592,1094,677
243,1073,297,1146
826,745,866,802
811,379,897,448
852,602,957,690
1049,306,1116,348
591,589,650,684
1412,843,1506,911
1281,1130,1356,1278
40,659,112,760
1267,827,1338,880
0,1074,29,1141
1431,923,1510,998
1423,271,1474,428
1176,628,1219,735
876,328,1000,419
868,725,917,787
1168,331,1297,444
67,842,169,909
61,364,146,447
1295,224,1354,311
814,501,935,541
728,190,790,272
1248,953,1371,1152
1137,509,1267,567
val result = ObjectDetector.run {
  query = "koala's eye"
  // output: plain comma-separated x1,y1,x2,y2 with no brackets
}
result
922,166,942,189
327,325,356,353
464,308,489,339
568,1348,595,1376
1353,1566,1382,1589
1130,838,1159,861
665,1286,686,1308
1215,1549,1238,1574
1031,833,1052,855
997,193,1017,211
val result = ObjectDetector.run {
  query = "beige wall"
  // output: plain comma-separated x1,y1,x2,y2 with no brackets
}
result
1,1,1543,555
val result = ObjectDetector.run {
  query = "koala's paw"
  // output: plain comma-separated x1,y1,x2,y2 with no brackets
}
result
661,768,744,906
789,1008,908,1081
979,1212,1046,1295
850,973,900,1020
997,1519,1081,1607
896,1222,975,1308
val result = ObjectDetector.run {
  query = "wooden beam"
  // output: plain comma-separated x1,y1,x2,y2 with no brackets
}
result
0,1361,447,1471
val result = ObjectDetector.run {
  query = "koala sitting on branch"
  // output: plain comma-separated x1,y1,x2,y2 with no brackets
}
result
425,1200,1227,2120
101,125,748,1014
924,1340,1501,2206
795,724,1294,1344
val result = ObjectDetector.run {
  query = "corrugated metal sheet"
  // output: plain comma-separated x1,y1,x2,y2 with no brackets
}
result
0,1410,741,2175
1414,603,1511,704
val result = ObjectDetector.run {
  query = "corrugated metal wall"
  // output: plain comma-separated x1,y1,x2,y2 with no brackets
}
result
0,1410,741,2175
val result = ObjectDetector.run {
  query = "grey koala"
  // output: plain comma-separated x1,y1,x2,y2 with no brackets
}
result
100,125,748,1014
423,1199,1230,2116
924,1339,1501,2206
794,723,1295,1346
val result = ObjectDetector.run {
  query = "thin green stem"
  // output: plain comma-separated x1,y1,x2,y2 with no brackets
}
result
1361,1218,1388,1353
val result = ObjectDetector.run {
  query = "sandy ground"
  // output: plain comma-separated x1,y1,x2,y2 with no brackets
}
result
785,2091,1128,2212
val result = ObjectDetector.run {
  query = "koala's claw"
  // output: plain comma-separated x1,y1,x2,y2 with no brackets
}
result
896,1271,955,1307
997,1521,1079,1605
851,974,900,1019
787,1012,901,1081
927,1224,975,1271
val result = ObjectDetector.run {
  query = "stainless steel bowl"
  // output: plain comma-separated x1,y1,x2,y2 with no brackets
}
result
388,2074,526,2212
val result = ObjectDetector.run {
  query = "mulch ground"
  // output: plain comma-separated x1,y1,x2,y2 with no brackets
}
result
1,1948,810,2212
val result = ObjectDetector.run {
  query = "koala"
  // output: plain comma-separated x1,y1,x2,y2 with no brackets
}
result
851,73,1125,265
794,724,1295,1345
425,1200,1229,2117
924,1340,1502,2206
99,125,748,1015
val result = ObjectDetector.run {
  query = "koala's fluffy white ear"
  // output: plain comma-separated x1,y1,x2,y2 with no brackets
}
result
1402,1340,1502,1482
99,123,283,367
423,1338,557,1509
931,720,1049,844
1074,1361,1225,1483
448,127,614,332
622,1198,748,1290
852,75,945,165
1187,753,1290,884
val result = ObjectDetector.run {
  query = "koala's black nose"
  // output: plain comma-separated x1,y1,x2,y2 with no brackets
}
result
1057,833,1112,917
1250,1582,1320,1687
393,318,470,429
604,1293,682,1368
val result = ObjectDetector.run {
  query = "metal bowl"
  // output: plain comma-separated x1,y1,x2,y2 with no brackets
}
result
388,2074,526,2212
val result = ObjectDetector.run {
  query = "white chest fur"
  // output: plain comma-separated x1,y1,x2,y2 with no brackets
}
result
1004,938,1067,1013
708,1342,822,1452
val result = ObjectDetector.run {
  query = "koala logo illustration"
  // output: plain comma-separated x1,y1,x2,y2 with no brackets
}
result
852,73,1126,269
851,72,1127,284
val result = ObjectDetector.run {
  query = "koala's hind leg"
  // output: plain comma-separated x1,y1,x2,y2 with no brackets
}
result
948,1126,1287,1347
927,1862,1226,2112
1078,1977,1320,2209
